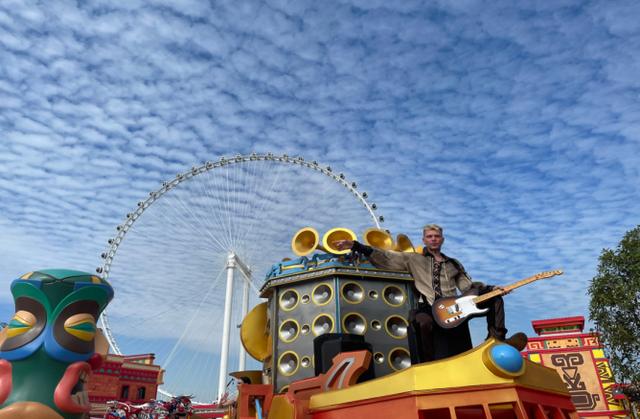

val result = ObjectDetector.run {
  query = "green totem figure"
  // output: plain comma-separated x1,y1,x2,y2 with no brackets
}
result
0,269,114,419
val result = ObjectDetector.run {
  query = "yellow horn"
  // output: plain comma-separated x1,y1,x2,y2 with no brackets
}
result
363,228,394,250
240,302,272,362
292,227,326,256
394,234,415,252
415,245,425,254
323,227,357,254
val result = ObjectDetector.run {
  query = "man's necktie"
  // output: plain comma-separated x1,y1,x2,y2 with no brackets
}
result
433,260,443,298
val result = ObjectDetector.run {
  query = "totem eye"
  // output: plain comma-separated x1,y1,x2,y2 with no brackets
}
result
52,300,99,355
0,297,47,352
63,313,96,342
6,310,37,338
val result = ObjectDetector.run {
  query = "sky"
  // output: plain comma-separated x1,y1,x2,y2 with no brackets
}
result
1,0,639,401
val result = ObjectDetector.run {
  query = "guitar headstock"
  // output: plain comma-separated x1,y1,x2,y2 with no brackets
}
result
534,270,564,279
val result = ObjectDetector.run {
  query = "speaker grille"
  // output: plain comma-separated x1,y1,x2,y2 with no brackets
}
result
385,315,408,339
382,285,406,306
279,319,300,343
341,282,365,304
389,347,411,371
301,356,312,368
312,313,335,336
279,289,300,311
278,351,299,376
373,352,385,364
312,282,333,306
342,312,367,335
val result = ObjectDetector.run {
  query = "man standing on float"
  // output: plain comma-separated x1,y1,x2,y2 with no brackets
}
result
335,224,527,362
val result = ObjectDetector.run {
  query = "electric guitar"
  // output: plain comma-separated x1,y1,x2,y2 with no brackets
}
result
432,270,563,329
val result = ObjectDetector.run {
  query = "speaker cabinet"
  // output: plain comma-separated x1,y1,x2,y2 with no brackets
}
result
337,277,412,379
263,266,414,392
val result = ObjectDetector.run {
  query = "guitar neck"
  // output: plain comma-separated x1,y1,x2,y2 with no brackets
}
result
472,271,562,305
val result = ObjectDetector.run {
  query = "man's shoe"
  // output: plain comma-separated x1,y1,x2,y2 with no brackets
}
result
504,332,528,351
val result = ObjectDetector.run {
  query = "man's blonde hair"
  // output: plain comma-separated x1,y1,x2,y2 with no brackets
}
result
422,224,443,235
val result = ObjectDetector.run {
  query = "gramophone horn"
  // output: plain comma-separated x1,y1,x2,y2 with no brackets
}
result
292,227,326,256
394,233,415,253
239,302,272,361
322,227,357,254
363,228,394,250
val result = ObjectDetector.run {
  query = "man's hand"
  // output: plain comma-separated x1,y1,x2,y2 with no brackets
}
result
333,240,354,251
494,286,511,295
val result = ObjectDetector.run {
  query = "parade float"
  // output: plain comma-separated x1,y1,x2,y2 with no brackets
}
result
219,226,579,419
0,154,630,418
0,230,584,419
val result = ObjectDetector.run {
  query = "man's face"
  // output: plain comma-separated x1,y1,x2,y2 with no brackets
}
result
422,229,444,251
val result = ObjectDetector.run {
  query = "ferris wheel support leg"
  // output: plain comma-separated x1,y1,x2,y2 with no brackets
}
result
218,253,236,400
238,276,250,371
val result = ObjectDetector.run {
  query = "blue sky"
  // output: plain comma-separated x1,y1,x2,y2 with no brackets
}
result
1,0,639,400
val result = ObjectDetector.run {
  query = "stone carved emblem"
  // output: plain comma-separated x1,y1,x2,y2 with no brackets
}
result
551,353,600,410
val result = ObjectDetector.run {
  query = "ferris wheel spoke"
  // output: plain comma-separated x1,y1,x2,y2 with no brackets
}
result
149,191,228,253
176,178,232,252
208,166,237,251
201,168,232,250
169,185,232,252
163,265,226,370
194,170,234,252
236,160,260,240
234,161,287,253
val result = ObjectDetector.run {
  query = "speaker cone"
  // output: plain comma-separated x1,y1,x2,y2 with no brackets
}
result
279,289,299,311
383,285,405,306
312,314,334,336
368,290,378,299
342,312,366,335
389,348,411,371
374,352,385,364
385,316,408,339
312,283,333,306
279,319,299,343
301,324,310,335
278,351,299,376
301,356,311,368
341,282,364,304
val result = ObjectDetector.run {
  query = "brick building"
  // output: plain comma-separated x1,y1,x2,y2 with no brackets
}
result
88,353,164,416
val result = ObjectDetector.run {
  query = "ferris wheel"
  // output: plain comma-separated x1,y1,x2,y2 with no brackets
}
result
97,153,384,402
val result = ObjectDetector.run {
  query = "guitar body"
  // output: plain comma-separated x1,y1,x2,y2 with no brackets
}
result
432,292,489,329
431,270,563,329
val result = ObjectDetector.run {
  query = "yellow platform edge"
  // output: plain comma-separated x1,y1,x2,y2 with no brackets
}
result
309,339,569,410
